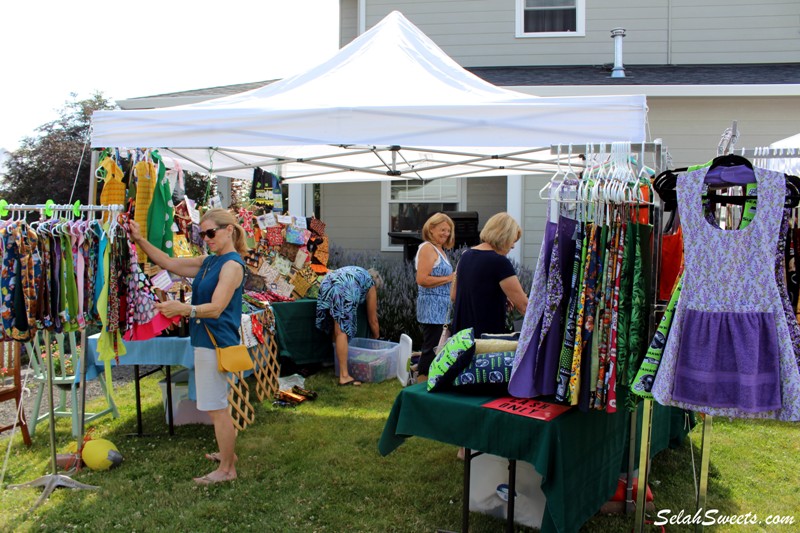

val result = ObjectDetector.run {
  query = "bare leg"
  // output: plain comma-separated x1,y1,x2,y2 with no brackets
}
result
195,408,238,484
334,322,360,385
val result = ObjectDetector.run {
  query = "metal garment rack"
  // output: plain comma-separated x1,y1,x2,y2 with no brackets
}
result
643,142,800,533
547,142,666,531
3,201,124,510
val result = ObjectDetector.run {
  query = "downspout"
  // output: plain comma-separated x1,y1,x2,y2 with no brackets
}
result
358,0,366,35
667,0,673,64
506,175,523,265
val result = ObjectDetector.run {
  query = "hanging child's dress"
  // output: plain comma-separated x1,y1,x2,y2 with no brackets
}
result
651,166,800,420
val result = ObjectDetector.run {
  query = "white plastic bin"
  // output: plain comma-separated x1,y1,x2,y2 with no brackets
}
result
333,338,399,383
158,369,211,426
469,453,546,529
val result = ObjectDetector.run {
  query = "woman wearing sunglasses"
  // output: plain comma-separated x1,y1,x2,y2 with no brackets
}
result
129,208,248,485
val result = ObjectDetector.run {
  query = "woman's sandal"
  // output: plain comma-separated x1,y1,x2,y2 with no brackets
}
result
338,378,362,387
194,471,237,485
205,452,238,463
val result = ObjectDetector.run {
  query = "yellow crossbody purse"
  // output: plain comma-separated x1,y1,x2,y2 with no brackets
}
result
203,324,254,373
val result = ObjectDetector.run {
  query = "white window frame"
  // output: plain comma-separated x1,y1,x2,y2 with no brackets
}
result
380,179,466,252
515,0,585,38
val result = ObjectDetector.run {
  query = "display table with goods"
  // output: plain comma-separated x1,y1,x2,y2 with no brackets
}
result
82,199,339,433
378,383,690,533
84,308,279,435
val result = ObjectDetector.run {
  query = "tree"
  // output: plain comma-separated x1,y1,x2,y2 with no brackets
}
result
0,92,115,206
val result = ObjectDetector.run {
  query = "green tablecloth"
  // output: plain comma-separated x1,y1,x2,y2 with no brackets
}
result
271,299,367,365
378,384,690,533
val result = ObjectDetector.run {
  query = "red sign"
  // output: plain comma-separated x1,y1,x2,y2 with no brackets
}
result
482,397,572,421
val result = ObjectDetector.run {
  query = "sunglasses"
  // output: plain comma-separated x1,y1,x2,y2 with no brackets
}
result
199,225,229,239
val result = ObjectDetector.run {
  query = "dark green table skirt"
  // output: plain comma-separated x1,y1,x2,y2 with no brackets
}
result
271,299,367,365
378,384,690,533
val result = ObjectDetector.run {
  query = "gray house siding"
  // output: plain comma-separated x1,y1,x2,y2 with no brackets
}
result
340,0,358,46
647,96,800,167
321,181,383,252
521,175,549,269
320,177,507,259
464,176,507,233
340,0,800,66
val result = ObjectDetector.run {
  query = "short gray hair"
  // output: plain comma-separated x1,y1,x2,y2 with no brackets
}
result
367,268,384,290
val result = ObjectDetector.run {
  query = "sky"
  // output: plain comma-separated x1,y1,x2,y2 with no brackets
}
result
0,1,340,152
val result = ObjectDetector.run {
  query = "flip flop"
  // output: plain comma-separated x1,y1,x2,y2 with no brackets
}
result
194,472,237,485
338,378,362,387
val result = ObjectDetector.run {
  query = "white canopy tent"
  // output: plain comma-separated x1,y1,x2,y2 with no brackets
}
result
91,11,648,184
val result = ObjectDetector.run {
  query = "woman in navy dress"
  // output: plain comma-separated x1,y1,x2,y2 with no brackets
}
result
451,212,528,338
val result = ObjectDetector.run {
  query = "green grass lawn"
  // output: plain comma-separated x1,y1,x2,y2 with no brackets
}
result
1,371,798,532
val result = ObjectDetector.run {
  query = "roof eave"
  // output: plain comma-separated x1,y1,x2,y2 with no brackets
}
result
508,84,800,97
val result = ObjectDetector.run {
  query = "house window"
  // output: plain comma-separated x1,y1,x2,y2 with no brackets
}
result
381,179,464,251
516,0,585,37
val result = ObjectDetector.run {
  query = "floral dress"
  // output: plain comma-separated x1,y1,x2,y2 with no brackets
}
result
315,266,374,338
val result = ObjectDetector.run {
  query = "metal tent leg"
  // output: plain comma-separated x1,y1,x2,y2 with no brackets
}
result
633,399,654,533
695,415,713,533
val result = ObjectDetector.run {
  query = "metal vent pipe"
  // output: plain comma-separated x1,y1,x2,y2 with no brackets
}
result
610,28,626,78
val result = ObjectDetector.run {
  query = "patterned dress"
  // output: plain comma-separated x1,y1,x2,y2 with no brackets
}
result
315,266,375,338
415,242,453,324
652,166,800,420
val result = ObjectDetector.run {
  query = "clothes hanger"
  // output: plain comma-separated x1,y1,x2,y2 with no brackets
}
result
705,152,755,186
540,146,565,200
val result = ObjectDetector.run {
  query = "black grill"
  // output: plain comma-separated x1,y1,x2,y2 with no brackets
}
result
442,211,480,248
389,211,481,262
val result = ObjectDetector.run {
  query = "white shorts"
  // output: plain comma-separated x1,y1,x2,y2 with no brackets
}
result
194,347,229,411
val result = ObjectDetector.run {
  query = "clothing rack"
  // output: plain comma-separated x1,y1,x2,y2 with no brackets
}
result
5,201,124,510
644,141,800,533
551,141,666,529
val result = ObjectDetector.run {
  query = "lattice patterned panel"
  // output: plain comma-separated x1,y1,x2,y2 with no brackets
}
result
250,333,281,402
227,373,255,432
242,310,281,403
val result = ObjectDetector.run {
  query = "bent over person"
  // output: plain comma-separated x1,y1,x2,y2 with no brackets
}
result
315,266,382,386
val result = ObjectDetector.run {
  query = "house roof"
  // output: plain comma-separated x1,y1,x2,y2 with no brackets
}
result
119,63,799,107
123,79,279,101
467,63,800,86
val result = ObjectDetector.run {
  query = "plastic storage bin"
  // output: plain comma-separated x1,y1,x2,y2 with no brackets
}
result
158,369,211,426
334,338,399,383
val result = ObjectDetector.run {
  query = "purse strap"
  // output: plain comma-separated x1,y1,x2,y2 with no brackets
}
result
203,324,219,348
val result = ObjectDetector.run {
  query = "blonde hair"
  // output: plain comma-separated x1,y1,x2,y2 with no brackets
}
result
479,212,522,253
200,208,250,256
421,212,455,249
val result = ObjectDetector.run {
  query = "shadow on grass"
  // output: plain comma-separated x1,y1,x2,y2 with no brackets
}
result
4,372,784,533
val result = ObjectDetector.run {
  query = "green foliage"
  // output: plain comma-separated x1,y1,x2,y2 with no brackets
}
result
328,244,534,349
328,244,421,345
0,93,115,206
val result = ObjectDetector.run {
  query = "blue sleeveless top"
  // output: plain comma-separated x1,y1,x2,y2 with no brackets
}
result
415,242,453,324
190,252,246,349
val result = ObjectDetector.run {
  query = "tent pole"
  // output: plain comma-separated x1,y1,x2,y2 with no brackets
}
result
88,149,99,206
